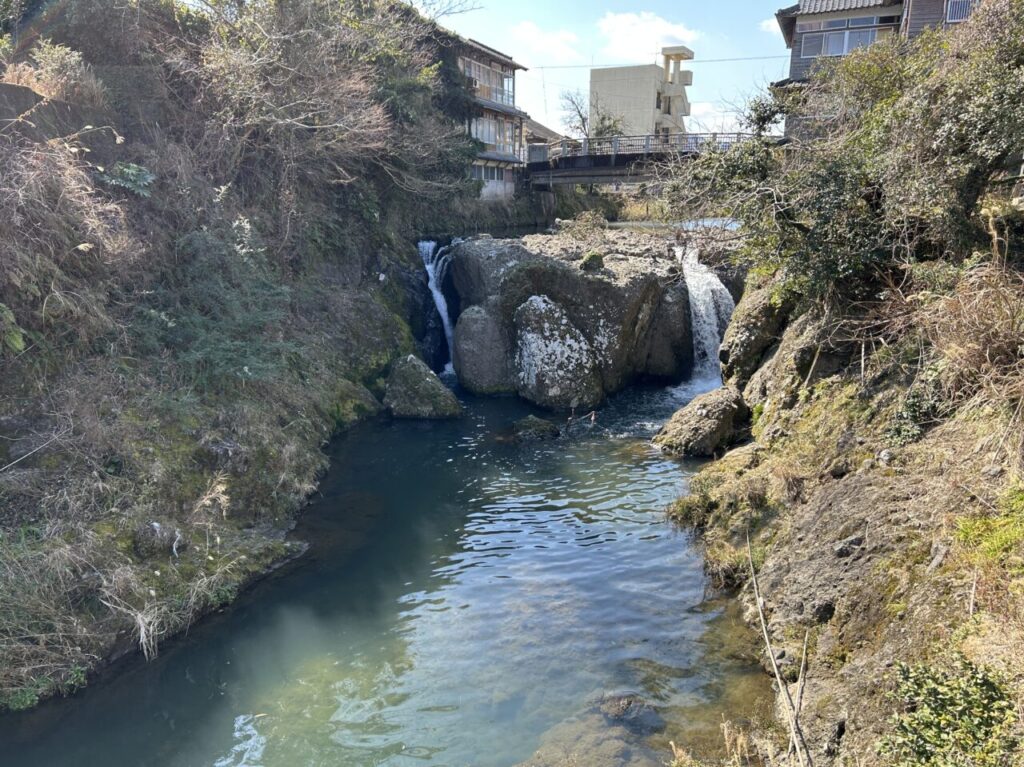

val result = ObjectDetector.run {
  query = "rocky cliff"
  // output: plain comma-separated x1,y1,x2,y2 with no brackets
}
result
663,278,1024,765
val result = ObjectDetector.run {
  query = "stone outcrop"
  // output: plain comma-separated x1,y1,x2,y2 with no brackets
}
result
445,233,701,410
653,385,748,457
512,415,561,442
383,355,461,418
718,283,794,388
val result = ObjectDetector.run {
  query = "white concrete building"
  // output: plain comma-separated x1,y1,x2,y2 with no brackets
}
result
589,46,694,138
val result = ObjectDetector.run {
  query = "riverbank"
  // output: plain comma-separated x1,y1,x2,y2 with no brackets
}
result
662,277,1024,765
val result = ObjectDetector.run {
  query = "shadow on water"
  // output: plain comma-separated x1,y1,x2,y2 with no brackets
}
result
0,383,770,767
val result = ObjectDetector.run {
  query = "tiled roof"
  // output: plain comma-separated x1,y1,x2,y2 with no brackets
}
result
799,0,896,13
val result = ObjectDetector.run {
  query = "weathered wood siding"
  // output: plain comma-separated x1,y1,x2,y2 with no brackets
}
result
904,0,946,36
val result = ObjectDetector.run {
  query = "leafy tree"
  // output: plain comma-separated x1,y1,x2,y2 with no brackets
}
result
664,0,1024,305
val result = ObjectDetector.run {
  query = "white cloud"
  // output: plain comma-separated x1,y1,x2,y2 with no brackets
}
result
509,21,583,66
759,18,782,37
597,11,701,63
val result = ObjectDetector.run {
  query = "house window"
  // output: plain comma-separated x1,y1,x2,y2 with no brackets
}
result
459,57,515,105
946,0,975,22
802,28,877,58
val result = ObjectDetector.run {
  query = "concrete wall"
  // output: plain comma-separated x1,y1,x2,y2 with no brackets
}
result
590,64,660,135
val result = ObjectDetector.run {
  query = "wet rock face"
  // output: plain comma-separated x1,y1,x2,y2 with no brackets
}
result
446,236,696,411
653,385,749,457
514,296,604,411
383,355,461,419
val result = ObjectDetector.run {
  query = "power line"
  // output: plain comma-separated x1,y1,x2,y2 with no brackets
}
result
531,54,789,70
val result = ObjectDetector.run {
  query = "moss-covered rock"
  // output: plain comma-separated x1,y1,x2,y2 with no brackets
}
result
654,386,749,457
383,355,461,419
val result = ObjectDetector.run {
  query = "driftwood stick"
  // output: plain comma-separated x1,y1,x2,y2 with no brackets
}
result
787,629,811,760
747,532,813,767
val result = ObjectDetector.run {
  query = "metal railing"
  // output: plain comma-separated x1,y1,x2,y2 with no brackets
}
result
530,133,755,163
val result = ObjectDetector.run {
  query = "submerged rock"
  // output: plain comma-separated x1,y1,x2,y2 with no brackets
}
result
513,296,603,411
383,355,461,419
653,386,749,457
512,415,560,442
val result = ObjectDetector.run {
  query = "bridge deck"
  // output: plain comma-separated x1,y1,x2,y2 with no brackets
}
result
525,132,754,186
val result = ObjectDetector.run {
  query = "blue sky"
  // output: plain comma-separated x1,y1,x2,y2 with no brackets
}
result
441,1,791,132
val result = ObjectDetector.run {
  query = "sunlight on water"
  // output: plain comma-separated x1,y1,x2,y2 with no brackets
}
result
1,387,769,767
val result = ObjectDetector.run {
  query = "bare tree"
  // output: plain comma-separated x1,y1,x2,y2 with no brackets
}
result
560,89,625,139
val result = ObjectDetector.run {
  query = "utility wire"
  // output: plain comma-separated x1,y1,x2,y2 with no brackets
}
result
531,54,789,70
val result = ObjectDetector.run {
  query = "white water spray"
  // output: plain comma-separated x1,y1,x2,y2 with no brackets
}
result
418,240,456,374
677,245,736,388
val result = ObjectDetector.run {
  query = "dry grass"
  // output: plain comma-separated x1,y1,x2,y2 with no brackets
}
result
1,40,107,108
919,265,1024,464
0,138,134,356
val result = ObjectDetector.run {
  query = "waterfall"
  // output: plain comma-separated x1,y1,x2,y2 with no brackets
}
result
677,245,736,385
418,240,456,374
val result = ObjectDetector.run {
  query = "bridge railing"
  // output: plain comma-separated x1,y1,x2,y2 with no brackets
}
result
530,133,755,163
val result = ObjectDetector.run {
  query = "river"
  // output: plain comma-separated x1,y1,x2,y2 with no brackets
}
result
0,378,769,767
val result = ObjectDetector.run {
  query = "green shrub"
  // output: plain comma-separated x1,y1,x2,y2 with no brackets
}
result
134,221,293,391
580,251,604,272
879,656,1019,767
97,163,155,198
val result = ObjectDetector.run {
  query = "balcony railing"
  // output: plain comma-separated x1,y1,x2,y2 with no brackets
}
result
947,0,975,22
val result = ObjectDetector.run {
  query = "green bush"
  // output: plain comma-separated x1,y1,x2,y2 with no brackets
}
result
879,656,1019,767
134,221,293,391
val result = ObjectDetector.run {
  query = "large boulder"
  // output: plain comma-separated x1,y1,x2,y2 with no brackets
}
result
452,305,515,394
447,238,540,308
444,234,705,410
383,355,461,418
513,296,603,411
653,386,749,457
719,283,794,387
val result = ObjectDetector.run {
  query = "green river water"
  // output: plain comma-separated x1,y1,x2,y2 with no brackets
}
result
0,383,770,767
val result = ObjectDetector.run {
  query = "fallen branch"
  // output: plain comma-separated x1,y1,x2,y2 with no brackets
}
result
747,531,814,767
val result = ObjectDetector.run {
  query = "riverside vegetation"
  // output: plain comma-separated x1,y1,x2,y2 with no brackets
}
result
662,1,1024,764
0,0,556,712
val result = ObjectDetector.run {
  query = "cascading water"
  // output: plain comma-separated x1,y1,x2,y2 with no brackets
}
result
677,245,736,386
418,240,456,374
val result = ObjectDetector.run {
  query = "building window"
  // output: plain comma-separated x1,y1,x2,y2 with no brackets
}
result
946,0,975,22
802,28,878,58
470,115,517,154
459,57,515,105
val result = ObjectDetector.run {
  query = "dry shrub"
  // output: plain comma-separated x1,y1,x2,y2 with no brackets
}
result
1,39,107,108
920,264,1024,460
0,138,134,355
